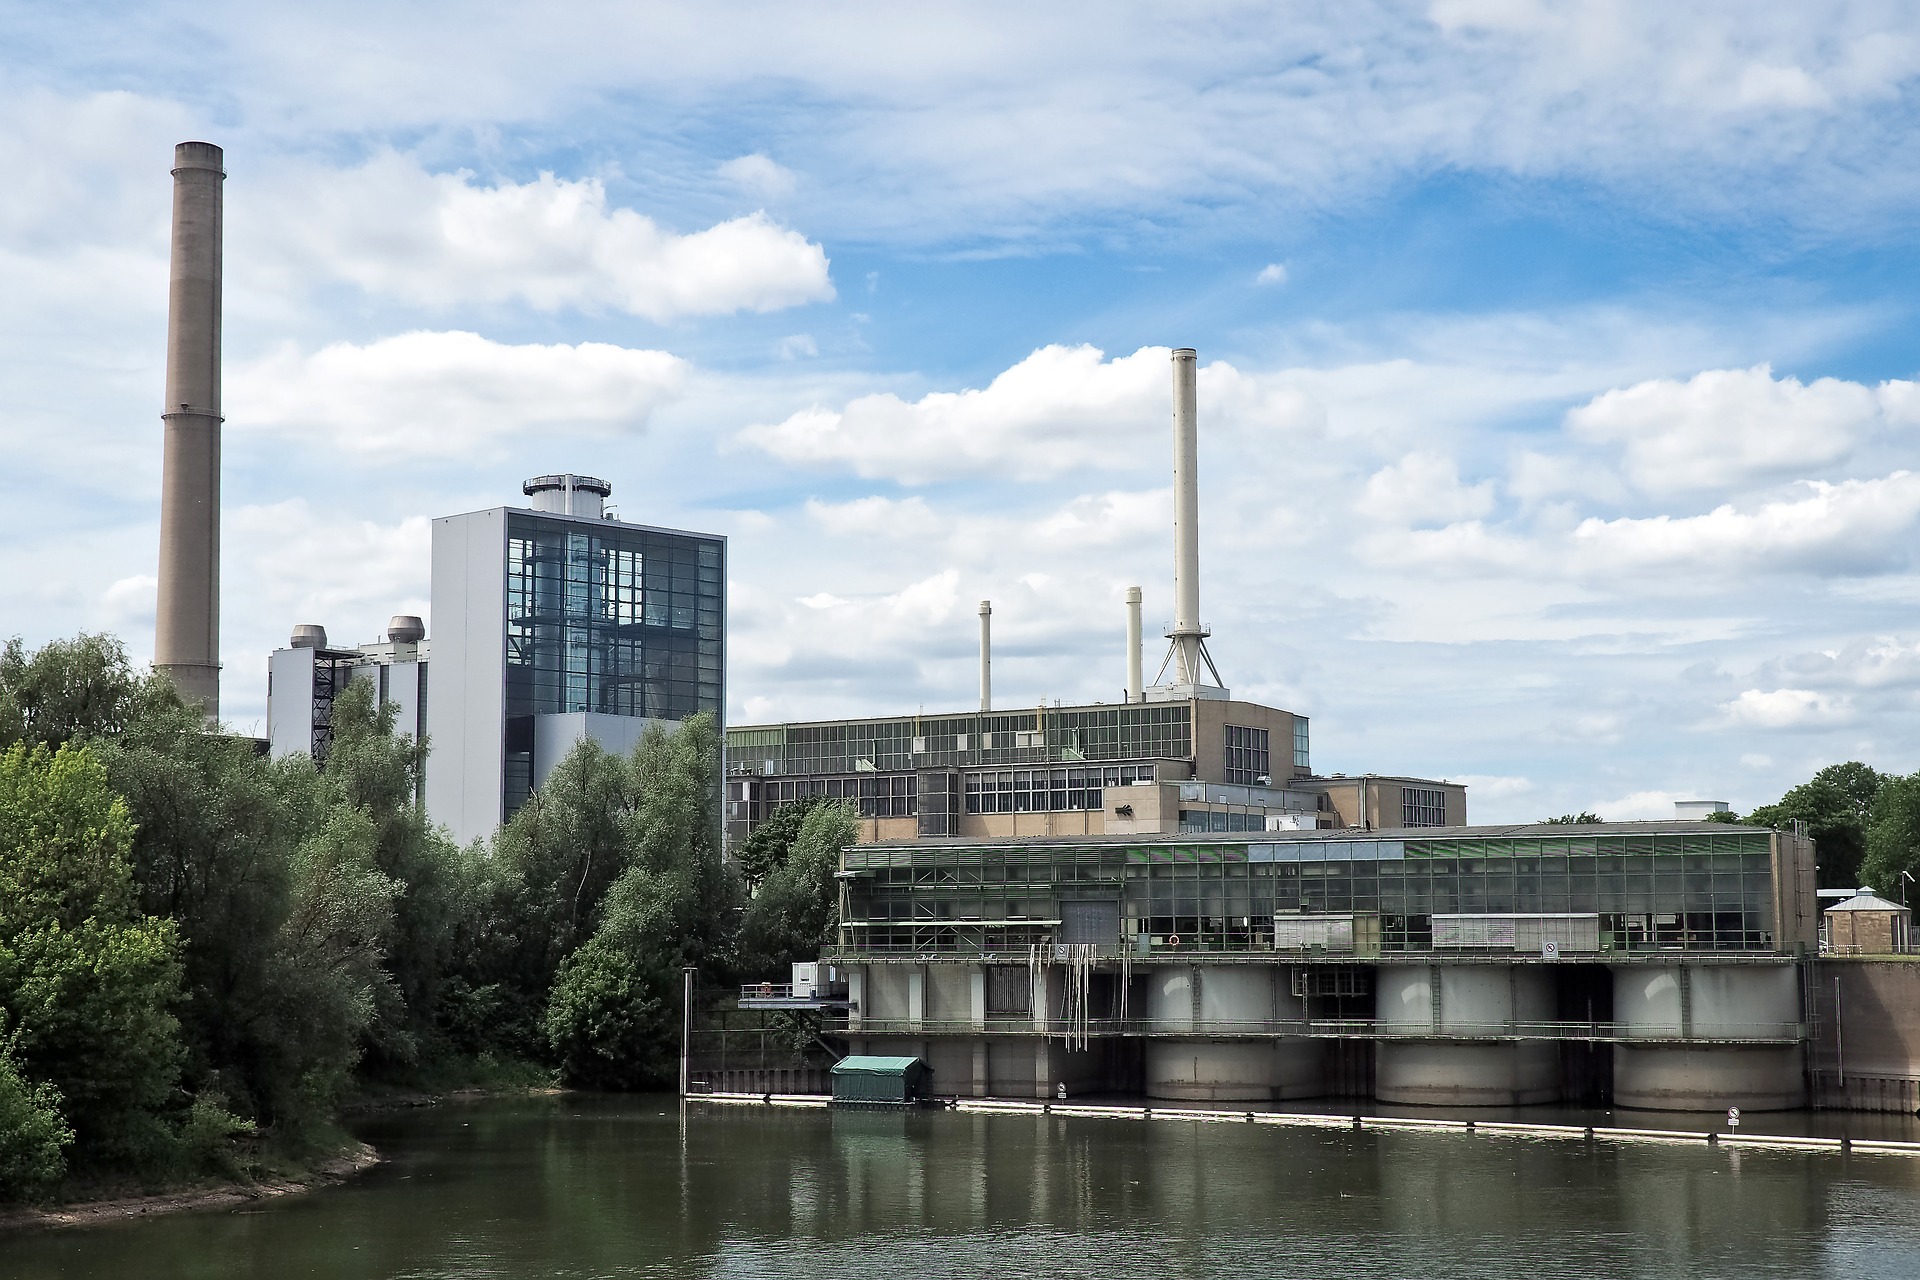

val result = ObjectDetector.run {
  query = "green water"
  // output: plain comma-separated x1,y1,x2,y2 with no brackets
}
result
7,1096,1920,1278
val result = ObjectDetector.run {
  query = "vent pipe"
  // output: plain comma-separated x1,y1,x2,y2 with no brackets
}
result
155,141,225,719
1154,348,1225,691
1125,586,1143,703
978,600,992,712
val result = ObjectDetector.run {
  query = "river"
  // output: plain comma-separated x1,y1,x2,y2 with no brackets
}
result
7,1095,1920,1278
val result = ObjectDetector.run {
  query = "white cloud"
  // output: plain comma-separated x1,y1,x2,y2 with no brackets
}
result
247,153,833,320
1453,774,1533,800
738,344,1324,484
739,344,1170,483
1723,687,1857,729
775,334,819,360
1358,452,1495,525
1566,364,1909,494
718,153,798,200
1758,635,1920,690
232,331,687,458
1255,262,1288,285
1591,790,1694,822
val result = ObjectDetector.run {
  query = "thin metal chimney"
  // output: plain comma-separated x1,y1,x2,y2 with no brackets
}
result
154,141,224,718
1154,348,1225,692
978,600,992,712
1125,586,1143,703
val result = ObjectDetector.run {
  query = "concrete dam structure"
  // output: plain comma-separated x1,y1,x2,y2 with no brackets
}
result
828,821,1823,1112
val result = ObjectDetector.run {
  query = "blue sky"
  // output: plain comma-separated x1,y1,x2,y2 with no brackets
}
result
5,1,1920,821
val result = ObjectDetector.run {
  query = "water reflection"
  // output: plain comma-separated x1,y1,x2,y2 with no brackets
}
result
4,1097,1920,1279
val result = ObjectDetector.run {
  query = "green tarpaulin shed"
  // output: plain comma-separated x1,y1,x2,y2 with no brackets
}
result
831,1056,931,1106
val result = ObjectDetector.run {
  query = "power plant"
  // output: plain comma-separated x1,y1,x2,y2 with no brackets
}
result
154,142,225,717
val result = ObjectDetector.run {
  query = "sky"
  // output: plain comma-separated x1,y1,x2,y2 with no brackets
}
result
4,0,1920,822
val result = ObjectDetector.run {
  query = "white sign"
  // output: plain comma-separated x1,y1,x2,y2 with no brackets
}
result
1728,1107,1741,1128
1542,940,1560,959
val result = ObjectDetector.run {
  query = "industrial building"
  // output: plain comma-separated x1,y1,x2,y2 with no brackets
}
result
726,349,1464,847
268,473,726,846
828,821,1822,1111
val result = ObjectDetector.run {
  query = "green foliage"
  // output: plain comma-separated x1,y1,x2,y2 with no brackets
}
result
317,680,468,1073
0,742,185,1165
735,802,855,981
1702,809,1740,824
0,633,177,750
1542,812,1603,824
543,935,675,1091
1749,762,1885,889
0,1041,71,1198
446,740,639,1060
543,714,737,1090
735,794,834,887
1862,771,1920,897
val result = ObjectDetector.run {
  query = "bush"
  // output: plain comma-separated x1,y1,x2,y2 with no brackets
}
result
0,1046,71,1200
544,936,675,1091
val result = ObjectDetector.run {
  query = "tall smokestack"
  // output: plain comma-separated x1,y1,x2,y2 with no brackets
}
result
154,141,224,718
978,600,992,712
1153,348,1225,694
1125,587,1143,703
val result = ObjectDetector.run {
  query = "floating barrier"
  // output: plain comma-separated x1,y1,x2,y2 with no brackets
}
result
689,1093,1920,1156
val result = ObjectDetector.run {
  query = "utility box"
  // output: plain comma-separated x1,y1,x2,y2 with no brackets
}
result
792,962,822,998
830,1056,931,1106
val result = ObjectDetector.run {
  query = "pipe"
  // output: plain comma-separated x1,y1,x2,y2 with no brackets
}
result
1126,587,1143,703
155,141,225,718
979,600,992,712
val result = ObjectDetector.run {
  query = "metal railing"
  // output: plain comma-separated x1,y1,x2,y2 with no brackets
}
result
832,1015,1804,1045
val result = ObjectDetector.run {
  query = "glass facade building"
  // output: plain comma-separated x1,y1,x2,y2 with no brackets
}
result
426,498,725,845
501,512,724,814
832,824,1815,958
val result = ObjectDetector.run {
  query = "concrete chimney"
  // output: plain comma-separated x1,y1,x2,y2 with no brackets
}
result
1154,348,1225,693
978,600,992,712
1125,586,1143,703
154,141,224,718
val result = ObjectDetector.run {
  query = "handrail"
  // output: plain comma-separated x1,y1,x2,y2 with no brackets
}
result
831,1015,1804,1045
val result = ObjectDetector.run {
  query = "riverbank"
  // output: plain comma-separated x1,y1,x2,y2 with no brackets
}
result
0,1142,382,1233
1,1072,562,1233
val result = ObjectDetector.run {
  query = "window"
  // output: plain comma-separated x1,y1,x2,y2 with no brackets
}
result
1293,719,1310,770
963,764,1156,813
1403,786,1447,827
1224,725,1270,786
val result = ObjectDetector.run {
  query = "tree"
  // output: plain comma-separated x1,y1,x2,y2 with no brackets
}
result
1749,762,1885,889
0,742,185,1164
0,1036,70,1199
0,633,176,750
1542,813,1603,824
317,680,469,1073
735,794,835,888
544,714,737,1089
734,802,855,981
1862,771,1920,898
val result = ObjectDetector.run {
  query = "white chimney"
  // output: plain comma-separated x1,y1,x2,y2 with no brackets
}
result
978,600,992,712
1125,586,1143,703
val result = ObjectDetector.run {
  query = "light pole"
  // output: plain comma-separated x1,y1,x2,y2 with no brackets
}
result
680,966,697,1101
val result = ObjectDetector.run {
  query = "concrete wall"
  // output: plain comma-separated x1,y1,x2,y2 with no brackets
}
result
266,646,316,758
424,508,508,846
1809,958,1920,1112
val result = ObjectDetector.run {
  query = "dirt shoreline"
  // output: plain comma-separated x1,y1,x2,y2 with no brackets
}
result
0,1142,382,1233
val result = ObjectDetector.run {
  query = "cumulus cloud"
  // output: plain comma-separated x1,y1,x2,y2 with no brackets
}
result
1255,263,1288,285
246,153,833,319
231,331,687,458
1567,364,1913,494
1358,452,1495,526
1723,687,1857,729
739,344,1323,483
